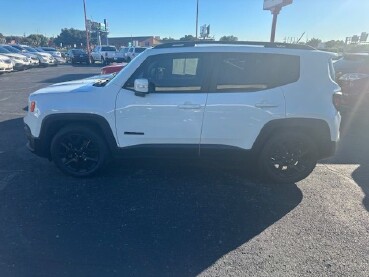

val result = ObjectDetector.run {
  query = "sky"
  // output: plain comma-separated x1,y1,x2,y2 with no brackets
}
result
1,0,368,42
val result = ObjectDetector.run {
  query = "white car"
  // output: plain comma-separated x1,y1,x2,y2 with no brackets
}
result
22,46,55,66
39,47,62,57
1,44,39,67
115,47,129,62
0,46,30,70
0,54,13,73
10,44,41,66
24,41,341,183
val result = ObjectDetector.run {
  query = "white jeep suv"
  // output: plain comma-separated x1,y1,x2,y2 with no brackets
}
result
24,41,341,183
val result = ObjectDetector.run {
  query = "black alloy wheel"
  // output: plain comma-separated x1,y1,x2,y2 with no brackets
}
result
258,132,318,184
51,125,108,177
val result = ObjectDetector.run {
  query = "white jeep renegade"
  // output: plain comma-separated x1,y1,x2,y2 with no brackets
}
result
24,41,341,183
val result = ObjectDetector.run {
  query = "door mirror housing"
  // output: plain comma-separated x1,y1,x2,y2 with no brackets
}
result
134,79,149,97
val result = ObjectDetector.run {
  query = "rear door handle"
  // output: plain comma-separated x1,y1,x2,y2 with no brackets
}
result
178,103,202,109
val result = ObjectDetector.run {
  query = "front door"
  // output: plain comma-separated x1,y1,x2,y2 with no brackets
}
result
115,52,212,153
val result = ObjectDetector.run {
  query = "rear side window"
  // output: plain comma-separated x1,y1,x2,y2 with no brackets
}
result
216,53,300,92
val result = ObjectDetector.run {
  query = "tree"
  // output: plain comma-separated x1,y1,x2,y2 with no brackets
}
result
179,35,196,41
219,35,238,42
306,38,322,48
27,34,49,46
161,37,176,42
54,28,97,48
325,40,345,49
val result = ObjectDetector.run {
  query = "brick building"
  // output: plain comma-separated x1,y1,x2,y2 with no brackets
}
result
108,36,161,48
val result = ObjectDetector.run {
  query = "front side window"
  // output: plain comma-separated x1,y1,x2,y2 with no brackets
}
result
125,53,206,93
101,46,116,51
216,53,300,92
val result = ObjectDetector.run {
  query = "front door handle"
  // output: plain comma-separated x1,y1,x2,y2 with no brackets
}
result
255,102,279,108
178,103,202,109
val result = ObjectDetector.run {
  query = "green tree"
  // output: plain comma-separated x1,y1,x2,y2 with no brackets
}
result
179,35,196,41
219,35,238,42
54,28,97,48
27,34,49,46
306,38,322,48
161,37,176,42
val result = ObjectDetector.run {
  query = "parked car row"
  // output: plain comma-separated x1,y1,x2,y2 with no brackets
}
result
0,44,66,74
333,53,369,115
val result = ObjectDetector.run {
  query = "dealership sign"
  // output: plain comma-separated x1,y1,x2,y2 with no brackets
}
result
263,0,293,11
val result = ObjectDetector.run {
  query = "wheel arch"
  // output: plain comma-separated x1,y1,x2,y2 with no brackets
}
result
252,118,334,160
38,113,118,159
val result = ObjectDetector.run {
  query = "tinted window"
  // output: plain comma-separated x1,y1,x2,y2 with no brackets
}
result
135,47,147,53
125,53,206,93
216,53,300,92
101,46,116,51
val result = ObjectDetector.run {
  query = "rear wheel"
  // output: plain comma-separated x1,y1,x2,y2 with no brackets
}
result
50,125,109,177
258,132,318,184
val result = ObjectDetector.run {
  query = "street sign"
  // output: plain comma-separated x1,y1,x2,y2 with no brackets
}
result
263,0,293,10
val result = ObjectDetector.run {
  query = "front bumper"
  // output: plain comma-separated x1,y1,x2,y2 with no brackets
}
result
24,124,49,158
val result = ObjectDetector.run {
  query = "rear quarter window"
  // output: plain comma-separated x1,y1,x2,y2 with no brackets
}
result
215,53,300,92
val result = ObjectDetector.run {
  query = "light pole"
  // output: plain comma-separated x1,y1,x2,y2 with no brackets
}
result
83,0,91,58
195,0,199,39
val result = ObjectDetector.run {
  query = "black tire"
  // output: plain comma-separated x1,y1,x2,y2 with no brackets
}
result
90,57,95,64
126,57,131,63
50,125,109,177
258,132,318,184
101,56,106,65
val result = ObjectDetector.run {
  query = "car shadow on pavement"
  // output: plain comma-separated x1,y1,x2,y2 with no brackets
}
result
40,73,99,83
0,117,303,277
323,112,369,213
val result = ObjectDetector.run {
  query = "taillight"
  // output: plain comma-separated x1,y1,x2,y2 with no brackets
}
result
30,101,36,112
332,92,343,110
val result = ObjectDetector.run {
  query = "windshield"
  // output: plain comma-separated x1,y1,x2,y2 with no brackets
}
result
135,47,147,53
2,45,21,53
23,46,37,52
0,46,11,54
101,46,116,51
71,49,85,54
41,47,57,51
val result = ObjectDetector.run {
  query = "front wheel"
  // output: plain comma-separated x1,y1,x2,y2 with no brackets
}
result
258,132,318,184
50,125,109,177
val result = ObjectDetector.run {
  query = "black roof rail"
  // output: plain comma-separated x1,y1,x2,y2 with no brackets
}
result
154,41,314,50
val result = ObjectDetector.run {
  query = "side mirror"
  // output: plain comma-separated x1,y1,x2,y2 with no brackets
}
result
134,79,149,97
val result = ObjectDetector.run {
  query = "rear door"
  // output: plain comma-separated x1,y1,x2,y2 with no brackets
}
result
201,52,299,151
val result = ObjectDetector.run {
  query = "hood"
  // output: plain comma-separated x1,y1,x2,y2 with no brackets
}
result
22,52,38,59
0,54,11,62
37,52,53,58
31,75,113,96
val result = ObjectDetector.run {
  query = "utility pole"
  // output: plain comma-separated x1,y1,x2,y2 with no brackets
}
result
270,7,280,43
195,0,199,39
264,0,293,43
83,0,91,58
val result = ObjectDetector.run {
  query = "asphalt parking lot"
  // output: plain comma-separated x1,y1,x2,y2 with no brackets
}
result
0,65,368,277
